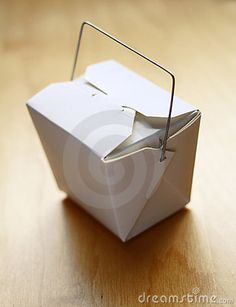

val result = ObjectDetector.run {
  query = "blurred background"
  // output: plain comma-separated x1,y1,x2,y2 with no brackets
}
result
0,0,236,306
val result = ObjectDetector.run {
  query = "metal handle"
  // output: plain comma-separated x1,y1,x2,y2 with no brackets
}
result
71,21,175,162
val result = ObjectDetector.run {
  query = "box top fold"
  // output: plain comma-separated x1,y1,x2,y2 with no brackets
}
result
85,60,196,117
27,81,135,159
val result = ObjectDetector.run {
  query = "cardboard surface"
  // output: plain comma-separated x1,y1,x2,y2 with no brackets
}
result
27,60,200,241
85,60,196,117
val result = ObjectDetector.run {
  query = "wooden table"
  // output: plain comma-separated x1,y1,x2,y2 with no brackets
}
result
0,0,236,306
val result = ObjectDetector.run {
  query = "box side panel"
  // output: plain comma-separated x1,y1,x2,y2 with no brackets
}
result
164,113,201,202
27,105,68,191
27,106,122,238
126,114,201,240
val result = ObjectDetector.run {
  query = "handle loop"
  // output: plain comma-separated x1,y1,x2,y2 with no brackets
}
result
71,21,175,162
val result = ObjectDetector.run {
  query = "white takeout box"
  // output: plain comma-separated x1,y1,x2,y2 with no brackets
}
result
27,60,201,241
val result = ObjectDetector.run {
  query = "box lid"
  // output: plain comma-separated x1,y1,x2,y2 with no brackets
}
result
27,80,135,159
85,60,196,117
27,60,197,160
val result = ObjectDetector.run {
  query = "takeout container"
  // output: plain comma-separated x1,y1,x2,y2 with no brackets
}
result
27,22,200,241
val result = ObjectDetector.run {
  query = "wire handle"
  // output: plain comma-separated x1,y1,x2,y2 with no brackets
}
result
71,21,175,162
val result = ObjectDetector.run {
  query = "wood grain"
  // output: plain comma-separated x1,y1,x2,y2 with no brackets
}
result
0,0,236,306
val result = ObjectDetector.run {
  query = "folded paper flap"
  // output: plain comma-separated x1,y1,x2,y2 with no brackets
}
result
103,148,175,240
85,60,197,117
27,81,135,159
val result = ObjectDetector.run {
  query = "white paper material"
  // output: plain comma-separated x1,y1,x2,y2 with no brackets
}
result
104,149,174,240
27,59,200,241
108,110,198,159
28,80,135,158
85,60,196,117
